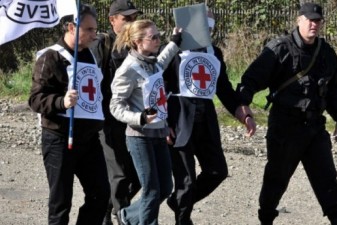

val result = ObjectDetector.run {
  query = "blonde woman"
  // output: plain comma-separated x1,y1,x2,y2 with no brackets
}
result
110,19,182,225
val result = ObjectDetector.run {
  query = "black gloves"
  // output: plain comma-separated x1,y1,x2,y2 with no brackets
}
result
170,33,182,47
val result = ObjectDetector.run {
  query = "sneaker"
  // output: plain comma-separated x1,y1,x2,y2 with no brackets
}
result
116,209,127,225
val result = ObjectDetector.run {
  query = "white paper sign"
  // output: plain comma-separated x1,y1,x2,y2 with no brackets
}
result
173,3,212,51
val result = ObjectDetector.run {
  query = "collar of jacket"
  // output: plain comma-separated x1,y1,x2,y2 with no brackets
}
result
292,27,318,50
130,49,157,64
108,29,117,40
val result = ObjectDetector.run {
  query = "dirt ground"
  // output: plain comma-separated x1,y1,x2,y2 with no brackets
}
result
0,100,336,225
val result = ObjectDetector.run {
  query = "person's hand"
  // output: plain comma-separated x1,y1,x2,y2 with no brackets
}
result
145,114,157,124
244,116,256,137
235,105,253,124
141,108,157,124
166,127,176,145
63,89,78,109
235,105,256,137
170,27,183,46
172,27,183,35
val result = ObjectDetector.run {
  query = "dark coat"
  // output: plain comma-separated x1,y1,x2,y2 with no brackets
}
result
237,27,337,121
90,30,129,124
163,45,240,147
29,38,103,141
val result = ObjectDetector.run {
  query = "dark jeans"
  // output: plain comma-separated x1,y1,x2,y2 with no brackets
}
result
42,129,110,225
124,136,173,225
99,120,140,213
169,121,228,224
259,113,337,223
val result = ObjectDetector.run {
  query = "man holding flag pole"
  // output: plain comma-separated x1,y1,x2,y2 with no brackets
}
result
28,2,110,225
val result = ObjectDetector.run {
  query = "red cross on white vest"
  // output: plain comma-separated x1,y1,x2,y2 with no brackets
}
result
192,65,211,89
82,79,96,101
157,88,167,111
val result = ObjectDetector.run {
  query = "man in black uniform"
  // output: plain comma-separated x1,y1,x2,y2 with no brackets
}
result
90,1,141,224
236,3,337,225
163,9,256,225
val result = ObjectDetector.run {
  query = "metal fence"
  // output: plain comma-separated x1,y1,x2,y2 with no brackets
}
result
2,0,337,73
92,0,337,45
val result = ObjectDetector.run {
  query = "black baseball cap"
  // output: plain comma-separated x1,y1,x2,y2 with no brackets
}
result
109,0,142,16
299,3,323,20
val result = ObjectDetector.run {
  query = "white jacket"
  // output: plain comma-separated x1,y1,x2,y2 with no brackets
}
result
110,42,179,138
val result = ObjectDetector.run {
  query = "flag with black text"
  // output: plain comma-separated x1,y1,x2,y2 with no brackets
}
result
0,0,76,45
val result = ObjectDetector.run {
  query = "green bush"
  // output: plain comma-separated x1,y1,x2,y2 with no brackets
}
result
0,62,33,101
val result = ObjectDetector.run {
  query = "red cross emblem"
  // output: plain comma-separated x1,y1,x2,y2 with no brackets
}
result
82,79,96,101
156,88,167,111
192,65,211,89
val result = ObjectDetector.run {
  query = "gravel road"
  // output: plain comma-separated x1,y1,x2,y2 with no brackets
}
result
1,99,336,225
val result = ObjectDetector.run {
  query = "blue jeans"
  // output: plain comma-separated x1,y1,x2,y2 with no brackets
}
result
124,136,173,225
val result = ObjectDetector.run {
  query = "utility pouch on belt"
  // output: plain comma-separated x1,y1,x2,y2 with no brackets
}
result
264,38,322,110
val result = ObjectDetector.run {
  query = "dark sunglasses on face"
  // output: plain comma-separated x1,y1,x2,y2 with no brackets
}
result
144,33,161,41
124,14,137,22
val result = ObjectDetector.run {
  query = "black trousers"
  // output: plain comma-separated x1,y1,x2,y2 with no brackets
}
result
42,129,110,225
169,121,228,224
259,114,337,223
99,119,140,213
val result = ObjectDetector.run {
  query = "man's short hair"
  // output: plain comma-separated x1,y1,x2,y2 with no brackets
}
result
61,4,97,32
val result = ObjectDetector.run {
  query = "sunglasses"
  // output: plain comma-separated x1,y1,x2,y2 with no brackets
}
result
144,33,161,41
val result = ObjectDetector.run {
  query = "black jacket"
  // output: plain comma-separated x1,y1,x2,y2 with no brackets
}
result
90,30,129,125
163,45,240,147
29,38,103,141
237,27,337,121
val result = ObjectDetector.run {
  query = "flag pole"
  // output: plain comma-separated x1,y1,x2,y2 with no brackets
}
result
68,0,81,150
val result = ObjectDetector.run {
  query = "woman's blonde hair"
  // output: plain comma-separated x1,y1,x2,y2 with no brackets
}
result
113,19,156,53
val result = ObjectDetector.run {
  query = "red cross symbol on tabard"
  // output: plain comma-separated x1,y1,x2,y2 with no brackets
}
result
156,88,167,111
82,79,96,101
192,65,211,89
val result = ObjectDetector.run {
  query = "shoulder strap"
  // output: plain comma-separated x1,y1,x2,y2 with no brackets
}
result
264,38,322,110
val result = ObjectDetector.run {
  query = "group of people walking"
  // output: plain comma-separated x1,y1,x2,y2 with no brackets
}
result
28,0,337,225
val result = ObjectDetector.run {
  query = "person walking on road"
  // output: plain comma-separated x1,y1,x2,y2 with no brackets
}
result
236,3,337,225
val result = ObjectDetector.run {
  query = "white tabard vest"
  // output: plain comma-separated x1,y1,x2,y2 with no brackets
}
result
177,46,220,99
131,63,168,125
36,44,104,120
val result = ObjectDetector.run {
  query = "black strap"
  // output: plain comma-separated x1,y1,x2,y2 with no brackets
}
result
264,38,322,110
101,33,112,75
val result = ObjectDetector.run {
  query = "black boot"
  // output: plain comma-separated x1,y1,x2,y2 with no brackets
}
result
328,212,337,225
261,222,273,225
102,210,113,225
330,218,337,225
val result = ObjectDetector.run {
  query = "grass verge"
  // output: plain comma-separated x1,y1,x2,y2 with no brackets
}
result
0,63,32,102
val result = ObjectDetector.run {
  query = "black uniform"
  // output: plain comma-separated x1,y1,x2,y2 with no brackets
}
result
237,27,337,224
163,45,241,225
90,30,140,214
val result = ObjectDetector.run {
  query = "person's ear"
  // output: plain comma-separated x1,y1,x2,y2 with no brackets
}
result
68,22,76,35
109,15,116,26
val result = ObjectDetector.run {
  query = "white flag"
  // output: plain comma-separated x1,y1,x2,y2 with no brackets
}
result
0,0,77,45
